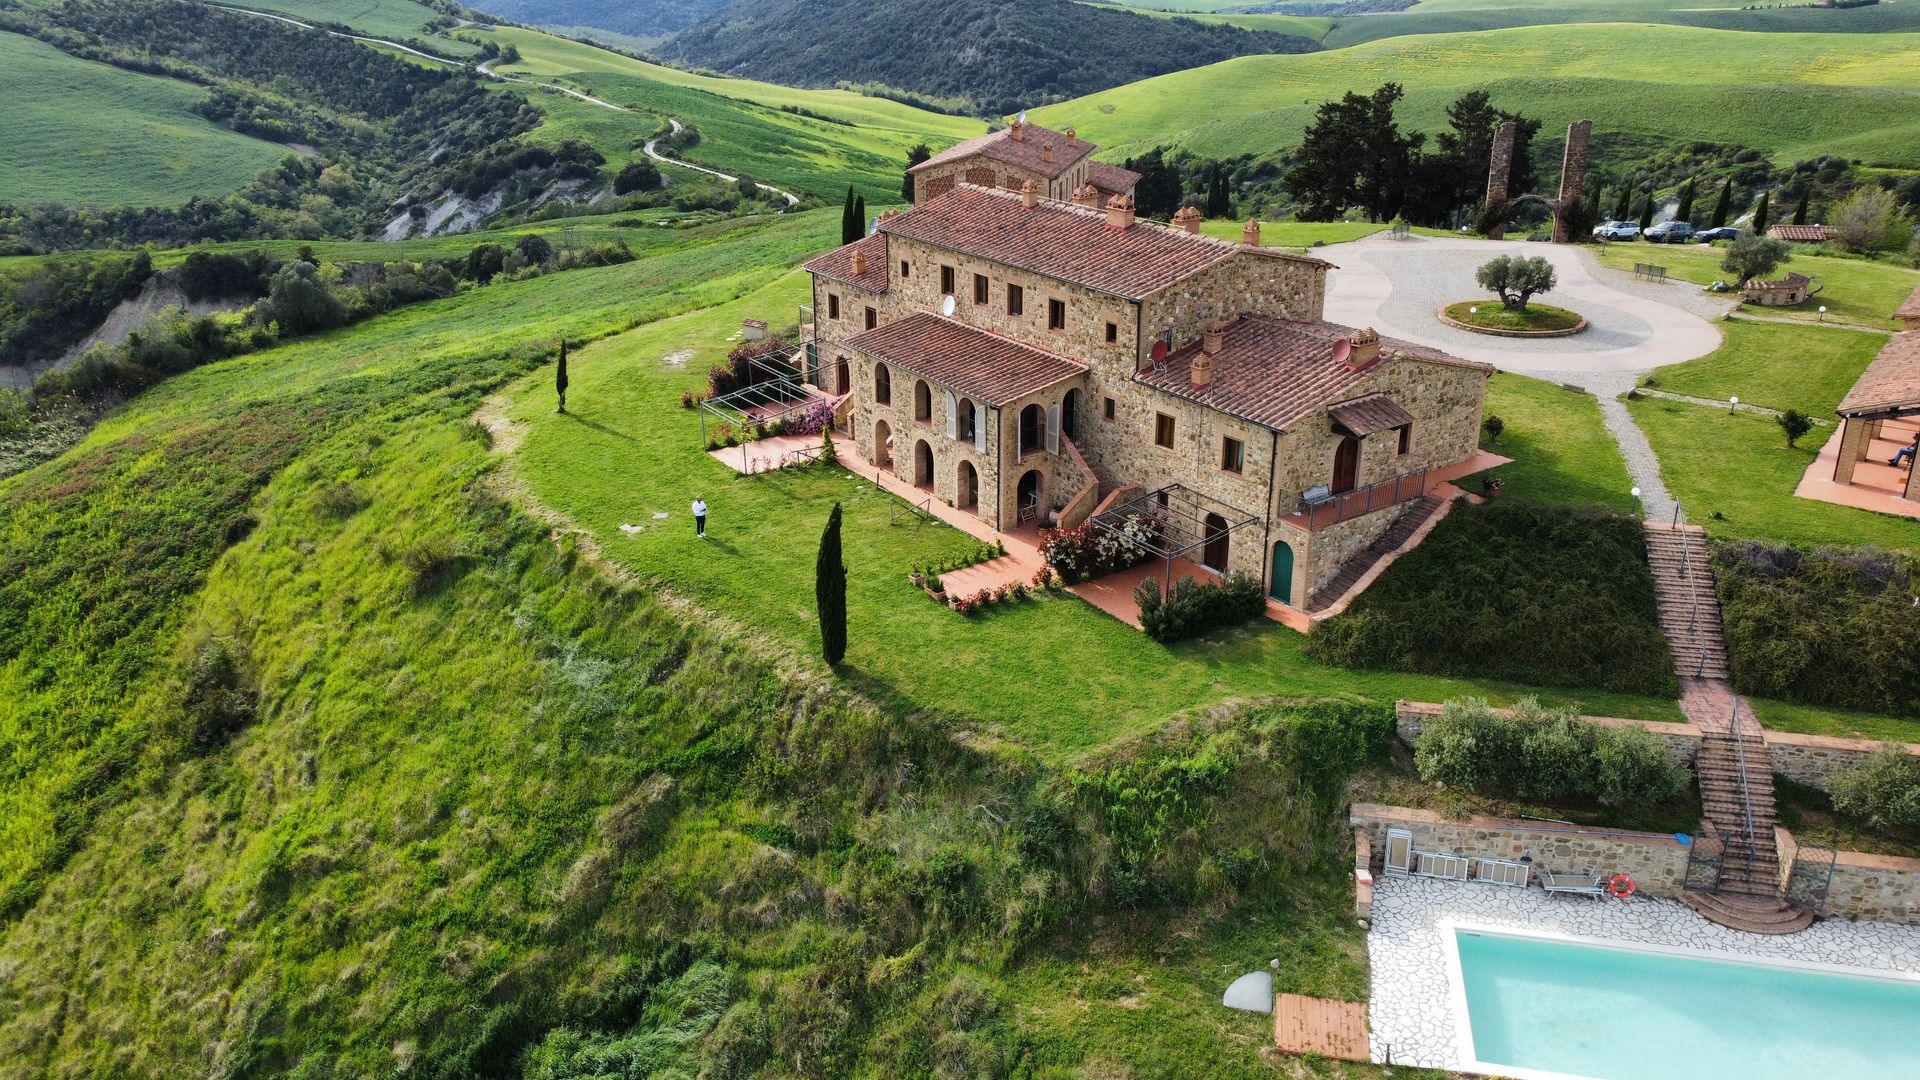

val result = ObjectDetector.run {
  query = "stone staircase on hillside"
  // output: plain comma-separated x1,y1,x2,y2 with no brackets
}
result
1306,495,1443,612
1682,716,1814,934
1643,522,1729,681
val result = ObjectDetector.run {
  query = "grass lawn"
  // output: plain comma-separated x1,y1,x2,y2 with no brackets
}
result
504,281,1691,761
1640,319,1889,415
1444,300,1583,332
1478,372,1636,509
1594,242,1920,332
223,0,481,54
0,31,292,208
1627,396,1919,553
1032,24,1920,168
1196,219,1455,248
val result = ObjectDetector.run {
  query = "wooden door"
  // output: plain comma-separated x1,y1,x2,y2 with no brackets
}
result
1332,436,1360,494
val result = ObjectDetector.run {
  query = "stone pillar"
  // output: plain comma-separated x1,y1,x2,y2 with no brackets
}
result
1483,121,1516,238
1553,119,1593,245
1906,459,1920,503
1833,417,1870,485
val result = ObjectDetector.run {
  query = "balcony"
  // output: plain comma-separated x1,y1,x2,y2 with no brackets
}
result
1282,469,1431,531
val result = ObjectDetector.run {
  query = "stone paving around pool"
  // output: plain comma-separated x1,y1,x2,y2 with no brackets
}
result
1365,875,1920,1072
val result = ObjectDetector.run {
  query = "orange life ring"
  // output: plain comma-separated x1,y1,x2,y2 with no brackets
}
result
1609,874,1636,899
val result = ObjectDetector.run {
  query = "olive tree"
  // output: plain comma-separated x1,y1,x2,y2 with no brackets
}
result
1475,254,1557,311
1829,186,1917,255
1720,233,1791,287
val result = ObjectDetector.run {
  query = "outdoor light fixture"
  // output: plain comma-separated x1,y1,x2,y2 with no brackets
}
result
1729,395,1739,413
1469,306,1478,315
1819,305,1828,322
1630,485,1642,515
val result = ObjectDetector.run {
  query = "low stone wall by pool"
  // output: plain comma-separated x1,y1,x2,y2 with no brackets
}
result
1779,828,1920,924
1767,730,1920,793
1352,803,1692,898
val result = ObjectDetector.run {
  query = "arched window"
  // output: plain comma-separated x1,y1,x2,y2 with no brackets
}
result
874,363,891,405
915,380,933,423
957,399,977,443
1019,403,1043,455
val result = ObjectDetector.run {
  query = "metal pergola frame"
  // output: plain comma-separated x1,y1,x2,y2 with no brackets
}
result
695,346,829,467
1087,483,1263,590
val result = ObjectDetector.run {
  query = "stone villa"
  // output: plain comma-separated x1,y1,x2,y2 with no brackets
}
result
802,123,1494,609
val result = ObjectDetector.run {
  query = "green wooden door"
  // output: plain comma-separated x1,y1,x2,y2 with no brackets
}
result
1269,541,1294,604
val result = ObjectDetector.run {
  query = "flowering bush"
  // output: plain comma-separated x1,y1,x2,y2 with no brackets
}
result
1039,514,1153,581
783,399,836,437
707,336,789,398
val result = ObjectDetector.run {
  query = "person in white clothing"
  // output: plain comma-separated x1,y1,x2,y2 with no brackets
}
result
691,497,708,538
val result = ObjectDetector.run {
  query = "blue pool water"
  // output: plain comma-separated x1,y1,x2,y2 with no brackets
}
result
1455,929,1920,1079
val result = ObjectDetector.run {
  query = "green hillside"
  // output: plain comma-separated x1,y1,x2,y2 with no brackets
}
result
1322,0,1920,46
225,0,484,55
0,31,293,208
1032,23,1920,168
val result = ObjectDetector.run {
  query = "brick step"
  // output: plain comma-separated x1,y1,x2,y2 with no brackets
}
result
1683,893,1811,935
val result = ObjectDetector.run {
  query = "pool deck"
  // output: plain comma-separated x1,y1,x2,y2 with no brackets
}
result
1367,875,1920,1073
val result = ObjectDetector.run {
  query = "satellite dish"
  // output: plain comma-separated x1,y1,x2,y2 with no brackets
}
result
1018,108,1028,125
1332,339,1352,365
1150,339,1169,363
940,295,957,317
868,217,878,236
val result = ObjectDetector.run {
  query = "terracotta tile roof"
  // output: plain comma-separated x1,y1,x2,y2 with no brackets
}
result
1896,280,1920,321
845,312,1085,406
1086,161,1140,195
879,185,1327,300
1767,224,1829,242
1328,394,1415,437
1135,315,1492,431
1837,332,1920,417
803,233,889,292
911,122,1097,181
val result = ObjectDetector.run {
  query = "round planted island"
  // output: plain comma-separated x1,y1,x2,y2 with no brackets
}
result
1438,301,1588,338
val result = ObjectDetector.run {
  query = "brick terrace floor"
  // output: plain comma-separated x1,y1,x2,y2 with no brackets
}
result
1795,416,1920,520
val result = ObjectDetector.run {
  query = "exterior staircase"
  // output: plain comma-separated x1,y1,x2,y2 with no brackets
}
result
1306,495,1444,612
1643,522,1729,681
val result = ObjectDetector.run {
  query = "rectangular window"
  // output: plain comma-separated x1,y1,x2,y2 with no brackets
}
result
1105,321,1118,343
1397,424,1412,455
1221,436,1244,473
1007,283,1025,317
827,294,840,320
1154,413,1175,449
899,260,910,278
973,273,989,305
864,306,877,331
940,264,956,295
1103,396,1116,421
1047,298,1066,330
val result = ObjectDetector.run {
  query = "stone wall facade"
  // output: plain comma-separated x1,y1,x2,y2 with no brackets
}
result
1140,252,1326,366
1351,803,1692,898
913,153,1093,206
1779,829,1920,923
1394,701,1703,772
1766,731,1920,793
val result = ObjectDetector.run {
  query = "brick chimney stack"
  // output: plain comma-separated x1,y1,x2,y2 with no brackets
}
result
1241,218,1261,247
1345,327,1381,369
850,247,867,277
1065,127,1077,143
1043,142,1054,164
1009,115,1025,142
1021,179,1039,209
1105,193,1135,231
1173,206,1201,234
1071,184,1100,208
1192,323,1227,389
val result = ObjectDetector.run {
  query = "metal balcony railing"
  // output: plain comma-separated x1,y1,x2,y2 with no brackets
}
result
1289,468,1430,530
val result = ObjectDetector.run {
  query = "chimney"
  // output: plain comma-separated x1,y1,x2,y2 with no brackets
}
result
1009,116,1024,142
1202,321,1227,356
1105,194,1135,231
1241,218,1261,247
1173,206,1201,234
1065,127,1077,143
850,246,867,277
1044,143,1056,165
1021,179,1039,209
1192,323,1227,389
1345,327,1381,369
1071,184,1100,209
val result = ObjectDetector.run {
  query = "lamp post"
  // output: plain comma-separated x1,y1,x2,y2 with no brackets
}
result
1631,485,1642,517
1818,305,1828,323
1729,395,1739,414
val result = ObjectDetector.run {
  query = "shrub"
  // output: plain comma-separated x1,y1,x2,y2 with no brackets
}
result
1135,572,1266,643
0,389,28,441
1480,413,1504,444
1038,516,1151,581
1415,698,1684,807
1828,745,1920,831
1721,233,1790,286
1776,408,1814,448
253,261,347,335
1827,185,1917,255
178,638,257,751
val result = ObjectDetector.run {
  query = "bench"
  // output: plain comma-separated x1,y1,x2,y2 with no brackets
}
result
1633,262,1669,283
1389,221,1411,240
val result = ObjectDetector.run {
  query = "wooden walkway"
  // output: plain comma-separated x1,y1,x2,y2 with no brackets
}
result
1272,993,1369,1062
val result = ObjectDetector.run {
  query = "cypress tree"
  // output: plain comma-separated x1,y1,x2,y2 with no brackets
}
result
1792,189,1810,226
555,340,568,414
1710,178,1733,229
1638,192,1654,232
902,143,930,202
816,502,847,666
1584,185,1603,237
1753,192,1771,236
1612,185,1632,222
1674,179,1695,224
853,195,867,239
840,187,858,245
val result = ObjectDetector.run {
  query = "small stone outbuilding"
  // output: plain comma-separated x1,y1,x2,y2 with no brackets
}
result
1742,271,1814,307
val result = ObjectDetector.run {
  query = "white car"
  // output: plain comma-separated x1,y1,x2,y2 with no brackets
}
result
1592,220,1641,241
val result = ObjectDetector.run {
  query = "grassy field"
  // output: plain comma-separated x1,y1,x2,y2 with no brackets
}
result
1480,372,1636,510
1032,24,1920,168
224,0,482,54
0,31,292,208
1593,242,1920,332
1322,0,1920,47
1641,320,1889,415
1628,395,1919,553
1079,1,1335,39
1196,218,1454,247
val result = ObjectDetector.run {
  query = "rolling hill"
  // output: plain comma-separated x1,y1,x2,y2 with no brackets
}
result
0,30,293,208
659,0,1320,115
1031,22,1920,169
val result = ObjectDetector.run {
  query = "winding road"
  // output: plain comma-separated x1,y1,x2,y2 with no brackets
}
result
216,5,800,206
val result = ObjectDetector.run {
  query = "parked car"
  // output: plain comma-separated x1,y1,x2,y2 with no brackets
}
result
1644,221,1696,244
1593,220,1641,241
1696,227,1741,243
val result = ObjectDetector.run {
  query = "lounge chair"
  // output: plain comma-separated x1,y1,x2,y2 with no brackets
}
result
1540,870,1606,899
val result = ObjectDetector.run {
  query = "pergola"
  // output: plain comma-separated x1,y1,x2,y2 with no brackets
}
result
1087,483,1263,590
695,345,829,466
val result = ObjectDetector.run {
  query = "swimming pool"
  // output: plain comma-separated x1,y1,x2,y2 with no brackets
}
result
1447,925,1920,1080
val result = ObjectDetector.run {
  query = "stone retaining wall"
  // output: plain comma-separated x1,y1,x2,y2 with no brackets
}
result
1394,700,1701,771
1779,829,1920,923
1351,803,1692,898
1766,731,1920,793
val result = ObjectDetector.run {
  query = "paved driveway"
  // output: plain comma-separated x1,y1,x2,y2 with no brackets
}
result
1320,234,1728,379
